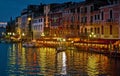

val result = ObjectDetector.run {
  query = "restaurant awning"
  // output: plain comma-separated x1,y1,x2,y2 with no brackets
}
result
74,38,119,44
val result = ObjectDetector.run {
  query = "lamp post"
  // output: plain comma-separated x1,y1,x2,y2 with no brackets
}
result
22,33,25,36
41,32,45,44
21,32,25,42
28,17,33,41
87,32,96,47
89,32,96,38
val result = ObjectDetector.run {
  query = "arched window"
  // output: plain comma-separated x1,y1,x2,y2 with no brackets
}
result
90,28,93,32
101,26,104,34
94,28,96,34
85,28,87,34
110,25,112,35
97,27,100,34
110,10,113,19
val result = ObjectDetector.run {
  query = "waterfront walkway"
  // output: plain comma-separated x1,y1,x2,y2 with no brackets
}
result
2,37,120,58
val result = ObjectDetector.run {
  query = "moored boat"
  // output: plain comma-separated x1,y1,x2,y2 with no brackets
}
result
56,46,66,51
67,46,77,50
22,42,43,48
22,42,34,47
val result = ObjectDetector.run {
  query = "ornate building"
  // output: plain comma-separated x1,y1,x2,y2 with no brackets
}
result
18,0,120,40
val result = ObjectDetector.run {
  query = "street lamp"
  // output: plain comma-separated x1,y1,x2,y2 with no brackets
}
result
21,33,25,42
87,32,96,47
9,32,12,35
22,33,25,36
28,17,31,21
12,33,15,36
63,38,66,42
89,32,96,38
41,32,45,37
28,17,33,40
7,32,12,36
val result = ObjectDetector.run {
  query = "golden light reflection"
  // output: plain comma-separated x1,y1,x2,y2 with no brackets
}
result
87,55,99,76
86,55,109,76
38,48,47,73
21,47,26,70
7,44,21,75
6,44,113,75
12,44,16,52
8,44,16,65
37,47,56,75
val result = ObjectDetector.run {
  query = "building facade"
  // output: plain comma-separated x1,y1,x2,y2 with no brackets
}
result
21,9,29,39
32,16,44,39
0,22,7,38
100,1,120,39
17,0,120,40
79,0,120,39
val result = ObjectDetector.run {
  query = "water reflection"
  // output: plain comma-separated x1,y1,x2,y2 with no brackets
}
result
87,55,99,76
1,43,119,76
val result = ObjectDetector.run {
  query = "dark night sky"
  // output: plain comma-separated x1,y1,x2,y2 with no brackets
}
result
0,0,84,22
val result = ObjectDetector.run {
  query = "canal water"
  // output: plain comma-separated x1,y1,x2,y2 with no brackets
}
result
0,43,120,76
